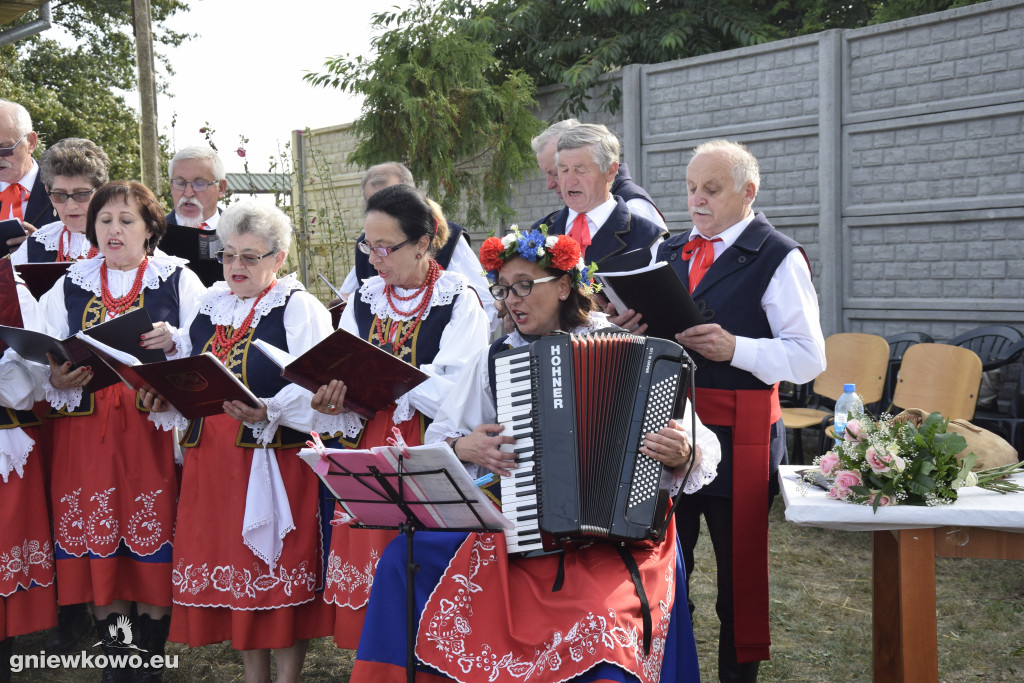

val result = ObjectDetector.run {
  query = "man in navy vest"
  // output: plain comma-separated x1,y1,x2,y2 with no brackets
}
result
158,146,227,287
0,99,57,253
336,162,497,331
658,140,825,681
533,124,667,268
531,118,666,234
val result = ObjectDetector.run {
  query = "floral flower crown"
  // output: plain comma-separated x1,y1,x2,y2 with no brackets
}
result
479,224,601,296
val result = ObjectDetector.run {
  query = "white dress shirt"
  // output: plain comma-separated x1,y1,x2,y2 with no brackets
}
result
567,196,664,263
687,212,826,385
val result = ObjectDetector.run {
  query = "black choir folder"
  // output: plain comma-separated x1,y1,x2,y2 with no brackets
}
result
594,261,704,340
74,335,260,419
0,219,26,255
15,262,72,299
0,307,163,391
254,327,429,419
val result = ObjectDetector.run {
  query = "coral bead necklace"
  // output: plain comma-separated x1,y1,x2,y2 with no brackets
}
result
211,280,277,361
56,226,97,262
100,257,148,318
375,259,440,355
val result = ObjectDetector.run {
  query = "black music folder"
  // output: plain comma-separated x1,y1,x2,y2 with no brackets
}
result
15,262,72,299
0,219,26,255
0,307,164,391
594,262,703,340
253,328,429,419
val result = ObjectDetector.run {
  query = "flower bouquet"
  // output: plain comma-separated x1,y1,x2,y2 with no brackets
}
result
805,410,1024,512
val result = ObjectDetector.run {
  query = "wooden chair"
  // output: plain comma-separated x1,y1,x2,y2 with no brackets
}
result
891,343,983,420
782,333,890,464
882,332,934,410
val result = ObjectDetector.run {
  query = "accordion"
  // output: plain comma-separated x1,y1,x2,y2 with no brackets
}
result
493,332,693,555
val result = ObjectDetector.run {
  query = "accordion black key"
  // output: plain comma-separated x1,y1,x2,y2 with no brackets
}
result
493,332,692,555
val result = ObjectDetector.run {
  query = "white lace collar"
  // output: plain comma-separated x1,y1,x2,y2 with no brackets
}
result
506,314,611,349
33,221,94,258
68,253,188,296
358,270,467,322
199,273,306,327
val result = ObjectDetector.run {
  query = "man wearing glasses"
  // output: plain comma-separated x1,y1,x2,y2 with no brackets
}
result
0,100,57,252
158,145,228,286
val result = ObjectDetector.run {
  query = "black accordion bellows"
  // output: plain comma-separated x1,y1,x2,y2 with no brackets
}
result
494,331,692,555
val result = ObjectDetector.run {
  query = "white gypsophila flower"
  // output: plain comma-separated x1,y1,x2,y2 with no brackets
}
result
536,246,545,258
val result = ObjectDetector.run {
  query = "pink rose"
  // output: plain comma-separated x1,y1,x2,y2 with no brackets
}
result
236,146,246,158
828,469,863,500
865,446,891,474
844,419,863,442
820,452,840,476
868,491,895,507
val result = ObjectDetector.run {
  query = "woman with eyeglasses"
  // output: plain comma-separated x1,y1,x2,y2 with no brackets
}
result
348,226,720,683
37,180,205,680
309,183,490,650
142,200,334,682
10,138,109,265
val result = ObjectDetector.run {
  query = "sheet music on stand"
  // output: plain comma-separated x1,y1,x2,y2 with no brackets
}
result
300,438,509,683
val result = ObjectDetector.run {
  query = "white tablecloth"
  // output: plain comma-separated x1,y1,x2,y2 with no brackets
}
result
778,465,1024,533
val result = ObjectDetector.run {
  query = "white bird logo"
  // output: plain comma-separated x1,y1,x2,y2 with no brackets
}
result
109,615,133,646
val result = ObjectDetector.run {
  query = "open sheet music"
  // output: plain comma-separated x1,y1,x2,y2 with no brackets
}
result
300,441,511,532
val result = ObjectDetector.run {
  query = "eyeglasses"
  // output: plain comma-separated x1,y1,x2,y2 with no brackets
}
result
357,238,413,258
47,188,96,204
215,249,277,266
489,276,558,301
0,135,27,158
170,178,218,192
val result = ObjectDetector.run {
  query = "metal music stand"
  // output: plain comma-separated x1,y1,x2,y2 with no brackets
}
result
322,452,504,683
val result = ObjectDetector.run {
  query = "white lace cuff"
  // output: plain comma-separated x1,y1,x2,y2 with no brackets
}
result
0,430,35,483
248,397,282,447
311,409,365,440
148,407,188,434
392,393,415,426
678,450,720,495
167,326,189,360
44,376,83,411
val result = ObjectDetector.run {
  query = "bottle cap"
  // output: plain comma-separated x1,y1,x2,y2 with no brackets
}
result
844,383,856,392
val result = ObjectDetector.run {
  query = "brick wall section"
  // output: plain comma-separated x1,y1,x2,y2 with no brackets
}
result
298,0,1023,343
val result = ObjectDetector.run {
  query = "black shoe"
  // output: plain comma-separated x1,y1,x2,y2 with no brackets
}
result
45,602,93,653
93,613,134,683
1,637,13,683
134,615,170,683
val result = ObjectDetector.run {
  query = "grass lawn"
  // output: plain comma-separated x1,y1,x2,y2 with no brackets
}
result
10,499,1024,681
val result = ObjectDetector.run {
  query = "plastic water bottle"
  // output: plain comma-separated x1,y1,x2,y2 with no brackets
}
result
834,383,863,443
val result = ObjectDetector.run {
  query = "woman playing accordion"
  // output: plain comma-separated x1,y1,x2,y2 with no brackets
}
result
350,225,721,683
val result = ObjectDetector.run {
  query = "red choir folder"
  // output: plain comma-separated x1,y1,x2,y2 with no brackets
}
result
0,307,163,391
254,327,429,419
74,335,261,419
14,262,73,299
0,259,25,353
299,442,510,531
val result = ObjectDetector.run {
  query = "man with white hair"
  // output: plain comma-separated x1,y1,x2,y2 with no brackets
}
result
0,99,57,251
531,118,665,232
158,145,227,286
532,123,667,267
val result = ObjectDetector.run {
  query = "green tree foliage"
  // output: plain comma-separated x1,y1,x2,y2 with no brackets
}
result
305,0,543,229
0,0,189,181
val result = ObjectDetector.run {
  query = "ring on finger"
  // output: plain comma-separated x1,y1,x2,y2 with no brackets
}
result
327,403,337,410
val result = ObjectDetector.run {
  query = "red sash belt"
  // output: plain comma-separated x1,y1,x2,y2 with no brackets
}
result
694,384,780,663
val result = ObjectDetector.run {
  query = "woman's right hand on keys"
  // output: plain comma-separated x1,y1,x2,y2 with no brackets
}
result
47,352,93,390
451,423,518,477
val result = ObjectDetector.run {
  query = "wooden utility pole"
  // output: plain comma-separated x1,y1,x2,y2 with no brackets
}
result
132,0,160,193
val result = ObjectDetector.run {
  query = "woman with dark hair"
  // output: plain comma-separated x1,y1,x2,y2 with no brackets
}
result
310,183,490,649
37,180,205,680
349,226,720,683
11,137,110,264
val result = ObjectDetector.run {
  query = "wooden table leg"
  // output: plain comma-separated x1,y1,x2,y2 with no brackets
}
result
873,529,940,682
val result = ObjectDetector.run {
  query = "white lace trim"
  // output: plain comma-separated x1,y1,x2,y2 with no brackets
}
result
0,430,35,483
33,221,94,259
358,271,467,322
43,375,83,411
67,253,188,297
198,274,305,329
248,396,282,447
148,408,188,435
311,409,364,440
242,447,295,572
392,393,415,425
